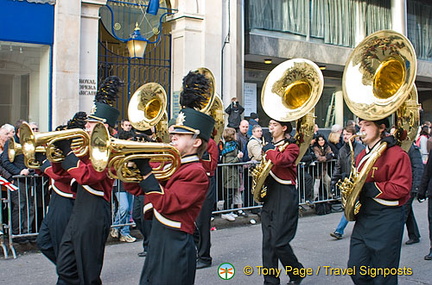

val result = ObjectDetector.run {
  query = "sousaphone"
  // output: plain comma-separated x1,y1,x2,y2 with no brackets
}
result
188,68,224,143
339,30,417,221
128,82,169,142
251,58,324,202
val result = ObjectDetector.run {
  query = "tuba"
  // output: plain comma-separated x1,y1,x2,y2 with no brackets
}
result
128,82,169,142
338,30,417,221
18,122,89,169
90,122,180,182
251,59,324,202
188,68,224,143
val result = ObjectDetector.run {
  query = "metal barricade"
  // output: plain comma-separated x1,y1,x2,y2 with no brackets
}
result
4,174,49,259
213,159,340,215
1,186,8,258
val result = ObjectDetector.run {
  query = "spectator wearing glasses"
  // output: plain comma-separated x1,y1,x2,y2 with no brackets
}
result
29,122,39,132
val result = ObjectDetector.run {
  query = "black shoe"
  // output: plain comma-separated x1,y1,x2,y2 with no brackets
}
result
287,277,304,284
424,249,432,260
330,232,343,240
405,239,420,245
196,260,211,269
137,251,147,257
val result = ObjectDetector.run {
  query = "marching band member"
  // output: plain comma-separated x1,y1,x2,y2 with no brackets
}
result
348,117,411,285
261,119,305,285
35,112,87,265
126,71,215,285
55,76,121,285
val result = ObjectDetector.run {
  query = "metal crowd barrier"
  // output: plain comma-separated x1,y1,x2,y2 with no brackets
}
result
0,159,339,259
1,174,49,259
213,159,339,215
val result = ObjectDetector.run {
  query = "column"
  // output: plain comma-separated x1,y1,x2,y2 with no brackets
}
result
51,1,82,128
79,0,108,115
391,0,407,35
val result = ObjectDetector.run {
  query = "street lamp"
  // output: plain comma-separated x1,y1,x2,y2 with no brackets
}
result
127,23,148,58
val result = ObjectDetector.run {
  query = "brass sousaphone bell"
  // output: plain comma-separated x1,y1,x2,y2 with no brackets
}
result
339,30,417,221
251,58,324,202
187,68,224,143
128,82,169,142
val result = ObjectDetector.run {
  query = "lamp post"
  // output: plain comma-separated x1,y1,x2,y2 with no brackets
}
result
127,23,148,58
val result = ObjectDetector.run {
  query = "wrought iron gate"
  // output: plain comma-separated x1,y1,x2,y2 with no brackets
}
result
98,33,172,122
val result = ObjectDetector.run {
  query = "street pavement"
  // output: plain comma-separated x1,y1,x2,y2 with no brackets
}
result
1,200,431,284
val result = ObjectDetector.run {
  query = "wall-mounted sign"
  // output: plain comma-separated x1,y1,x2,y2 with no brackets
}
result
79,78,97,96
244,82,257,116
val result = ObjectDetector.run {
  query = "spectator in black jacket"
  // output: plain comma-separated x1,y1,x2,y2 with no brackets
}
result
225,97,244,131
1,119,34,237
404,143,423,245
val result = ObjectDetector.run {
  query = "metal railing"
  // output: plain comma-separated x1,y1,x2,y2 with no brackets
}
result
213,160,339,214
0,159,339,259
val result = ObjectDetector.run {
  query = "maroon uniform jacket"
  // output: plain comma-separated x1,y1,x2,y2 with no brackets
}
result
356,144,411,206
39,160,75,199
200,138,219,177
126,155,209,235
62,154,114,202
265,141,299,185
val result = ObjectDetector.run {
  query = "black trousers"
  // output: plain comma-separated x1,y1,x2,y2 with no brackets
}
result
11,177,35,235
36,191,74,264
404,193,420,241
428,198,432,248
348,197,405,285
141,219,196,285
56,187,111,285
132,194,152,252
261,179,303,284
194,175,216,264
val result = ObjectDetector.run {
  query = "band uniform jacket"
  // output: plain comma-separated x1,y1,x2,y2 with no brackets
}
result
265,141,299,185
62,154,114,201
39,160,75,199
126,155,209,235
201,138,219,177
356,144,411,206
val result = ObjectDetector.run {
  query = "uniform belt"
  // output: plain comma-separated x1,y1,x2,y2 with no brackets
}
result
269,171,293,185
51,179,74,198
153,209,181,229
82,185,104,197
373,197,399,206
143,202,153,214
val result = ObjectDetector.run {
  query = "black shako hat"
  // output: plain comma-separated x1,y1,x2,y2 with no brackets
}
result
170,108,215,141
87,76,122,127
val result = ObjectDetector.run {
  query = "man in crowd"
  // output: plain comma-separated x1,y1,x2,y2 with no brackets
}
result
225,97,244,131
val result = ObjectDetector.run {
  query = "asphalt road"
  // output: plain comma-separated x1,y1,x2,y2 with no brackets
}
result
1,200,431,284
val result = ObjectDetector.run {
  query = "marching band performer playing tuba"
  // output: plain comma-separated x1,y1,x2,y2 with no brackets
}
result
261,120,305,285
340,30,417,285
347,117,411,285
